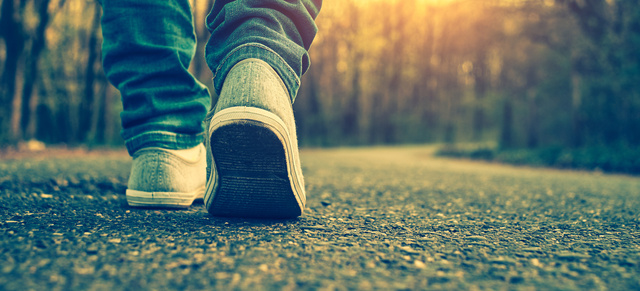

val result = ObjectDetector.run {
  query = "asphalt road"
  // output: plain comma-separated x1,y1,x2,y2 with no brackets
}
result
1,146,639,290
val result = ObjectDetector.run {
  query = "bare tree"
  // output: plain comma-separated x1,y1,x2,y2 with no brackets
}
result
0,0,27,144
78,1,101,143
19,0,54,140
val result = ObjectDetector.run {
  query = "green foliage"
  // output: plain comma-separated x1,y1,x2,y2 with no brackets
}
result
437,143,640,174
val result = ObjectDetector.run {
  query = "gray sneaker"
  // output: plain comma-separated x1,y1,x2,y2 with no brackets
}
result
204,58,305,218
126,144,206,208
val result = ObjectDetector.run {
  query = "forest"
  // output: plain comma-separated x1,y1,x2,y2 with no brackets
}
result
1,0,639,171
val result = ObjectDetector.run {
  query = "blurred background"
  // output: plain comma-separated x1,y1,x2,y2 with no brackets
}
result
0,0,639,172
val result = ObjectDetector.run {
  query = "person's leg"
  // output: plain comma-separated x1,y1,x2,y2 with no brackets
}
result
101,0,210,154
101,0,209,208
205,0,322,101
203,0,321,218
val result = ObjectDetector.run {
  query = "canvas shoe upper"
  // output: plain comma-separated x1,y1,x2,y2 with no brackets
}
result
126,144,206,208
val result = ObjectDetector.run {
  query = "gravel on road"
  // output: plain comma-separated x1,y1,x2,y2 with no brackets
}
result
1,146,639,290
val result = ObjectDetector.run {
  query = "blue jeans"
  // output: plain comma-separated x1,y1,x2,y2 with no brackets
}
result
101,0,321,155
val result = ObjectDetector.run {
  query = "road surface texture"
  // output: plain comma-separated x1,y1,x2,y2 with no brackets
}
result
1,146,639,290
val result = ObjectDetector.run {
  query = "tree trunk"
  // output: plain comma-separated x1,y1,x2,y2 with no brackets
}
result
418,9,436,141
526,90,539,148
105,85,117,144
473,49,488,141
20,0,52,140
91,77,109,144
341,1,360,140
307,64,326,146
77,2,101,142
500,99,513,149
570,72,583,147
0,0,26,144
382,2,406,144
342,55,360,139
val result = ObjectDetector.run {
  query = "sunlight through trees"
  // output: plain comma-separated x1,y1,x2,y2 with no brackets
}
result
0,0,638,154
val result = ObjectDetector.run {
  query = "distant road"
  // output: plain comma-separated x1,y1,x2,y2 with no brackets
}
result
1,146,639,290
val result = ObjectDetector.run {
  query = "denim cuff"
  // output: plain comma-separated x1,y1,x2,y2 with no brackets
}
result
212,43,300,102
124,130,204,156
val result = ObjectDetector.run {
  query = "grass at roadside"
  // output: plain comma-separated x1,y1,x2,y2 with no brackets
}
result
436,143,640,174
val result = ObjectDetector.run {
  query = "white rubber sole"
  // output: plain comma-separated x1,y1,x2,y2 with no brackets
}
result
204,106,305,218
126,185,206,209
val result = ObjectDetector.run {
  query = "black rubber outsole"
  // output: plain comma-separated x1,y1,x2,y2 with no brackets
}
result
208,122,302,218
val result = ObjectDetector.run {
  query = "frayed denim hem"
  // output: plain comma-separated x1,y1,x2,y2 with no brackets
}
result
124,130,204,156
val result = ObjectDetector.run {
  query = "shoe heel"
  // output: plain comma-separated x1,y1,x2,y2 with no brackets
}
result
209,121,302,218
